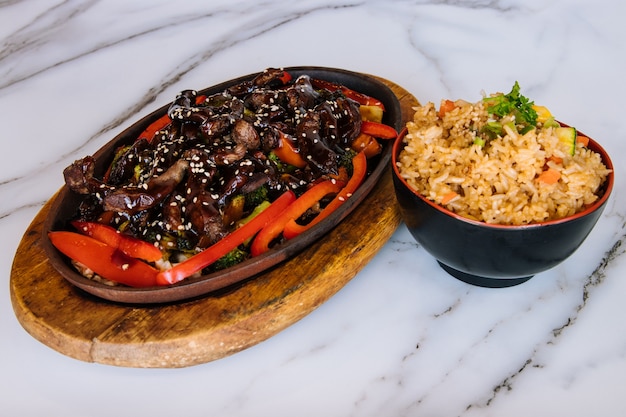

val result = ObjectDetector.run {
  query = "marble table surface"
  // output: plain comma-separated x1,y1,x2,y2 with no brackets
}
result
2,0,625,416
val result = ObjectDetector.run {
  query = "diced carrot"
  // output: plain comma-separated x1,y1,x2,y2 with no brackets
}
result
577,135,590,147
138,114,171,142
441,191,459,204
537,168,561,184
438,100,456,118
548,155,563,165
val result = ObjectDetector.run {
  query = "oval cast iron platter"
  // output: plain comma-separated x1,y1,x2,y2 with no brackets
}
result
39,67,403,304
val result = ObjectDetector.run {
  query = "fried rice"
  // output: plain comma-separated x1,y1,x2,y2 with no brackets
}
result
397,98,612,225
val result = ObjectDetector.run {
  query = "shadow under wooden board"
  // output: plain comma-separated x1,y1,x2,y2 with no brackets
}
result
10,76,419,368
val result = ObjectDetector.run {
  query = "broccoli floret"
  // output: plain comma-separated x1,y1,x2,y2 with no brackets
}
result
244,184,269,209
142,227,195,253
175,233,195,251
338,148,358,177
268,151,297,174
210,247,248,271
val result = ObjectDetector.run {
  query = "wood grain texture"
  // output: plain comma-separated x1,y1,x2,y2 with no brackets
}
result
10,77,418,368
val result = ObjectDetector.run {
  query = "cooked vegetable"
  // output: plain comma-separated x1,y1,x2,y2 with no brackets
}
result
359,105,384,123
438,99,456,118
338,148,359,177
244,185,269,209
211,247,248,271
48,231,159,288
556,126,577,156
71,220,162,262
283,151,368,239
351,133,382,158
483,81,537,134
359,121,398,139
273,131,307,168
309,78,385,110
537,167,561,184
441,191,459,205
532,105,552,124
138,113,171,142
577,135,590,147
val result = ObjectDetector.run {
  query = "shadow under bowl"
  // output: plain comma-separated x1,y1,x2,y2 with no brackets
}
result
391,127,614,288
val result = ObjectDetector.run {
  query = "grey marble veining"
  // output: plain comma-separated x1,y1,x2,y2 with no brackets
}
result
1,0,625,416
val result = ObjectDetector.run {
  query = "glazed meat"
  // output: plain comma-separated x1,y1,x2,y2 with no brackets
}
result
63,68,372,254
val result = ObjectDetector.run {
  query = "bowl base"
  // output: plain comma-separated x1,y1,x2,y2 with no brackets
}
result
437,262,533,288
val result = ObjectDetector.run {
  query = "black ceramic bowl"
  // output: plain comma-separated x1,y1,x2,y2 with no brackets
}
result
391,128,614,288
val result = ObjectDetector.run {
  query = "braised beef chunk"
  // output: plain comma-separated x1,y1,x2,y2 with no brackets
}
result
231,119,260,150
102,159,189,214
106,138,151,186
296,112,339,175
63,156,115,195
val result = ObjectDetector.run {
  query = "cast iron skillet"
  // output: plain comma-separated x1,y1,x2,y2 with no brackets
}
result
41,66,403,304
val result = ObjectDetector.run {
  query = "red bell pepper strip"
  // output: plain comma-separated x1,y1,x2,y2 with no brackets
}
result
283,151,367,240
48,231,159,288
278,70,292,84
71,220,162,262
138,114,171,142
274,131,307,168
310,78,385,110
156,190,297,285
138,95,206,142
250,179,344,257
360,121,397,139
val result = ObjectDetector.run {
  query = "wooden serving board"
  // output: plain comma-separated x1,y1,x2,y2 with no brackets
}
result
10,78,418,368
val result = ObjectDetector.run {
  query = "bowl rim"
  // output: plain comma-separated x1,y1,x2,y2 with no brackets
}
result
392,125,614,230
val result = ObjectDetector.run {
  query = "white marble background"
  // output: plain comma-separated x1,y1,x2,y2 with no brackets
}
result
1,0,625,416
